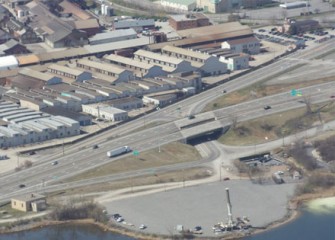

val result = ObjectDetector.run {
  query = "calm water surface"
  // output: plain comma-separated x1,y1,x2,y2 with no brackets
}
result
1,210,334,240
245,209,335,240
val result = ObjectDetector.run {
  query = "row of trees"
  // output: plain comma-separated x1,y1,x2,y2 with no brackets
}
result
50,200,108,223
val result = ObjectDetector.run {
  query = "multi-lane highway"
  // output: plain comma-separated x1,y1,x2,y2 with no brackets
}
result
1,39,334,202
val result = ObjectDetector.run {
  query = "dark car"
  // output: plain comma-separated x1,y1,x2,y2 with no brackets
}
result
330,95,335,99
264,105,272,110
19,184,26,188
93,144,99,149
188,115,195,120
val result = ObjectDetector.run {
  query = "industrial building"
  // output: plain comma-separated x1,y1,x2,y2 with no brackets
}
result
88,29,137,45
47,64,92,82
161,45,227,75
221,36,260,54
76,59,134,83
112,18,155,31
103,54,166,78
106,97,143,111
134,49,195,74
18,68,63,85
220,53,249,71
82,104,128,122
148,22,254,51
168,13,210,30
160,0,196,12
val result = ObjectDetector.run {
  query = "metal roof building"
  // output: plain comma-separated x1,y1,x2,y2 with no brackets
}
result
76,59,134,83
161,45,227,75
89,29,137,45
47,64,92,82
19,68,62,85
134,49,195,73
148,22,253,51
104,54,166,78
0,55,18,71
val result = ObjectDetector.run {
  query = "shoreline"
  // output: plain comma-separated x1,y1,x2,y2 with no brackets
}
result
1,191,334,239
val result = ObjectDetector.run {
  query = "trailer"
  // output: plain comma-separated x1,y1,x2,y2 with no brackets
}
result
107,146,131,157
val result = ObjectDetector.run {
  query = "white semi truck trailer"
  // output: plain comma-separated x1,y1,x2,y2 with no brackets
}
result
107,146,131,157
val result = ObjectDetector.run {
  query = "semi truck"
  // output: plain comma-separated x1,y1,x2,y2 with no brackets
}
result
107,146,131,157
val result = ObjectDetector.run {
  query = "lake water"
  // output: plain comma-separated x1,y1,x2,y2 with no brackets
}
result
244,209,335,240
1,209,334,240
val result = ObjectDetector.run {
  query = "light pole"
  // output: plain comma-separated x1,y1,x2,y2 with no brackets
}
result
17,154,20,168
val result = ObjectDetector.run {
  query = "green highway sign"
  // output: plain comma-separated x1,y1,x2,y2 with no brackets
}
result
133,150,139,156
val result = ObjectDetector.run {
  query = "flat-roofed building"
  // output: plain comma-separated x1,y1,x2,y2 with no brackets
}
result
168,13,210,30
161,45,227,75
220,53,249,71
76,59,133,83
47,64,92,82
42,106,92,126
104,54,166,78
161,0,196,12
112,18,155,31
82,104,128,122
221,36,260,54
143,92,178,106
89,29,137,45
134,79,171,93
134,49,195,74
11,193,46,212
18,68,62,85
106,97,143,111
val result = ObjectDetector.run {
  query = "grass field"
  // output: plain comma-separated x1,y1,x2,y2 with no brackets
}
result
66,142,201,182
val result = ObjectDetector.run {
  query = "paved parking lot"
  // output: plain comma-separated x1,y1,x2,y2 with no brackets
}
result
103,179,296,237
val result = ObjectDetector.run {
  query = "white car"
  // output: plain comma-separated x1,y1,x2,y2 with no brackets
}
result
139,224,147,230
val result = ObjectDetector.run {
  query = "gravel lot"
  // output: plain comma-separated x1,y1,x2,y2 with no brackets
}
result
104,179,297,237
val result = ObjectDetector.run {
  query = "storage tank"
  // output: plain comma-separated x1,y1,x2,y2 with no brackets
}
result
101,4,105,15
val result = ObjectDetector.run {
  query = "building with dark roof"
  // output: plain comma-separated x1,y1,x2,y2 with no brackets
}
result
0,39,30,56
148,22,254,51
41,106,92,126
169,13,210,31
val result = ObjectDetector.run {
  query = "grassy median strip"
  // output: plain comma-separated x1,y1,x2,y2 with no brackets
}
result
203,71,334,112
66,142,201,182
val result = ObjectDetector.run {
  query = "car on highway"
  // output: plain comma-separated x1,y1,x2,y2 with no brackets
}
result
188,115,195,119
222,89,227,93
223,177,230,181
264,105,272,110
92,144,99,149
51,161,58,166
330,95,335,99
18,184,26,188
